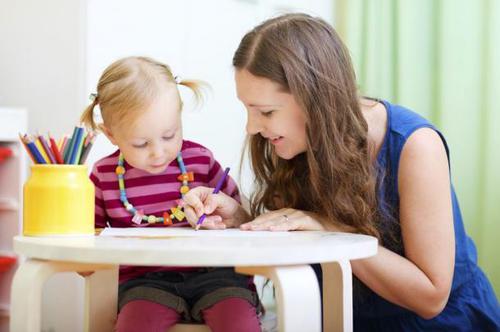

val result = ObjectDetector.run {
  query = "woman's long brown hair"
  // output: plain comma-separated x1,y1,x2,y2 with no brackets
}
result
233,13,380,239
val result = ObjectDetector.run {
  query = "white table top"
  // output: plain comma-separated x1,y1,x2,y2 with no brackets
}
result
14,229,377,267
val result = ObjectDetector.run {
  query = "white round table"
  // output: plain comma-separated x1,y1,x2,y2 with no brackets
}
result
10,229,377,332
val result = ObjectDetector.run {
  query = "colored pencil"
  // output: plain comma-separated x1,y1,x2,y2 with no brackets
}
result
79,134,95,165
18,133,36,163
49,134,64,164
195,167,230,230
69,126,84,164
38,134,56,164
25,136,47,164
74,132,87,164
58,135,68,151
62,135,72,162
64,126,80,163
20,128,95,165
33,138,49,164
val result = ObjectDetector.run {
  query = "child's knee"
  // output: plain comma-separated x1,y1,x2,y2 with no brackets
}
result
203,297,261,332
115,299,180,332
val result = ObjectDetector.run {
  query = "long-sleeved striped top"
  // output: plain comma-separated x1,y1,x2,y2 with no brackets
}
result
90,140,240,282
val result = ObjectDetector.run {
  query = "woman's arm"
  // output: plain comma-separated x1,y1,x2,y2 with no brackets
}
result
351,128,455,319
238,128,455,318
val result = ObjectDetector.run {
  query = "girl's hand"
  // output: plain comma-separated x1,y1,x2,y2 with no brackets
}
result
240,208,327,231
182,186,243,230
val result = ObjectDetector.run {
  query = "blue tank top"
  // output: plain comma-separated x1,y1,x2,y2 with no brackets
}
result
352,101,500,331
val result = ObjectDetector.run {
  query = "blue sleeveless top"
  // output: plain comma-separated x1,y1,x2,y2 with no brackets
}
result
352,101,500,331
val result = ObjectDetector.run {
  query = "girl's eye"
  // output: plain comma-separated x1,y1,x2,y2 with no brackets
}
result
132,142,147,148
261,110,274,117
162,134,175,141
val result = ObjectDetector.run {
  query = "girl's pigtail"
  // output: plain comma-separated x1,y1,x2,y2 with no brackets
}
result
80,97,99,131
178,79,209,108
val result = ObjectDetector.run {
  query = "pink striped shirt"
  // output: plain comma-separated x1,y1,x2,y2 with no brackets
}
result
90,140,240,282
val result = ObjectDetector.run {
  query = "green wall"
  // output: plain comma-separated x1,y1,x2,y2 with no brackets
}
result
334,0,500,295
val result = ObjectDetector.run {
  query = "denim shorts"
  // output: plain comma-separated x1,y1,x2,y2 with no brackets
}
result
118,267,262,322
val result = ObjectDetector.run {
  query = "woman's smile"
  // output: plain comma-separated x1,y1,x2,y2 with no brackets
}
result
269,136,284,145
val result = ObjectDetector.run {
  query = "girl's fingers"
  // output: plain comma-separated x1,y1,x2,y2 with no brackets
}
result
183,187,212,217
184,206,199,228
183,197,204,217
203,195,219,215
198,215,225,230
204,192,236,215
186,204,226,230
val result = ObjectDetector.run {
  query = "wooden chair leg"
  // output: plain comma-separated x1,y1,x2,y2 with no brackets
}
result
83,266,119,332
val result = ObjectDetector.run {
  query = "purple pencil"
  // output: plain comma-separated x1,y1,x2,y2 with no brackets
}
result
195,167,230,231
38,134,57,164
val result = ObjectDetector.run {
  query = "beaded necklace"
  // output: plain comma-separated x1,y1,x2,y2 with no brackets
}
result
116,152,194,226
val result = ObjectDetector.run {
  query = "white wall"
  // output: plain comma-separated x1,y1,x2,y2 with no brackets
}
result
0,0,87,136
0,1,332,331
0,2,87,331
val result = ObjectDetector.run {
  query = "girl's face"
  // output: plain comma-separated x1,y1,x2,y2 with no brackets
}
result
235,69,308,160
104,87,183,174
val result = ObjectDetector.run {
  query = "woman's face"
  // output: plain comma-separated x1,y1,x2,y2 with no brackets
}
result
235,69,308,160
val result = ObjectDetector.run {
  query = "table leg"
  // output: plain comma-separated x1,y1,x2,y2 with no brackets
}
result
321,260,352,332
10,259,116,332
236,265,321,332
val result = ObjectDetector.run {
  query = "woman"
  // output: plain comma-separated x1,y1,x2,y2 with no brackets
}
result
184,13,500,331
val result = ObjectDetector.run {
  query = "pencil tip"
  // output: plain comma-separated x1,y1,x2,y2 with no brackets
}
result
195,225,200,231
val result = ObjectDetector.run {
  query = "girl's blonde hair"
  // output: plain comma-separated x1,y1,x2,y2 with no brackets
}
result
233,13,381,240
81,56,204,130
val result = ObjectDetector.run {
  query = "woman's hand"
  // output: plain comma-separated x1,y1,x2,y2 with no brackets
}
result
182,186,248,230
240,208,328,231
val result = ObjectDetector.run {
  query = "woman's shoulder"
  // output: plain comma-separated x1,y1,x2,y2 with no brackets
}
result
383,100,450,168
382,100,435,139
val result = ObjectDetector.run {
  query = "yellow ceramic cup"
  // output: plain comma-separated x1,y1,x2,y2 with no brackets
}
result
23,165,94,236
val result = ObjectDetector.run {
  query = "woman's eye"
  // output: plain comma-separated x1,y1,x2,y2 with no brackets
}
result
262,110,274,117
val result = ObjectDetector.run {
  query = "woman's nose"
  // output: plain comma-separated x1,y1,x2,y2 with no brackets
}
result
246,112,263,135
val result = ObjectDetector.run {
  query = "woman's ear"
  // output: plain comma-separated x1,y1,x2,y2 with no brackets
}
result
99,124,118,146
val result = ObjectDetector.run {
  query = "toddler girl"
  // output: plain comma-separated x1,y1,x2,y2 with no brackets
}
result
81,56,261,332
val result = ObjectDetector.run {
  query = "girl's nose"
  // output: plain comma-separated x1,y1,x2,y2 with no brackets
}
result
149,143,163,159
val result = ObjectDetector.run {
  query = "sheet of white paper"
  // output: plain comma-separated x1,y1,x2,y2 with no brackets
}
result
99,227,291,238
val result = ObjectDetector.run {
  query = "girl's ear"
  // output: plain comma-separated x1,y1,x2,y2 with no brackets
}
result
99,124,118,146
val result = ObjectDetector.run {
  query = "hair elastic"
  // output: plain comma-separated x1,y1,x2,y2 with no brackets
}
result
89,93,98,102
